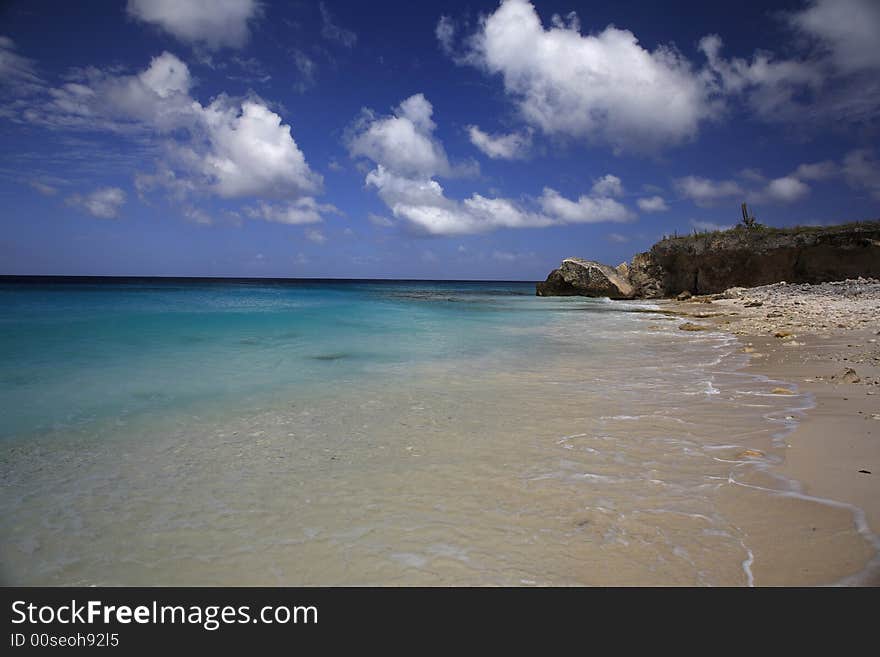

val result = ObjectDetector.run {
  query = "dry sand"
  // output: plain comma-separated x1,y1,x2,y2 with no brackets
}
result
664,278,880,584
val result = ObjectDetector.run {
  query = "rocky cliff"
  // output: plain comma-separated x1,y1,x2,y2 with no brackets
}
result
537,220,880,299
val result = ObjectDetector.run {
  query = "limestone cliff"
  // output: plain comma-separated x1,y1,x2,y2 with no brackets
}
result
537,220,880,298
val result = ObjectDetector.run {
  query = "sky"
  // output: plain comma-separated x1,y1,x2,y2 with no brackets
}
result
0,0,878,280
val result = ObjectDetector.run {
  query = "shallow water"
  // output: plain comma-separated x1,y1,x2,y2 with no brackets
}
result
0,278,875,585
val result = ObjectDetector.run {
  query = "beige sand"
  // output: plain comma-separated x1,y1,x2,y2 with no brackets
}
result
665,280,880,584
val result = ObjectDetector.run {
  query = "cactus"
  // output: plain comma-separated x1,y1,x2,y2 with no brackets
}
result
741,202,757,229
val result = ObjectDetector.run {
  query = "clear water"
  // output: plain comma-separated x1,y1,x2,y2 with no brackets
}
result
0,278,550,438
0,278,875,585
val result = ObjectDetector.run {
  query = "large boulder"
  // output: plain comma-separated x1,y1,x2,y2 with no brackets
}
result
536,258,635,299
628,251,664,298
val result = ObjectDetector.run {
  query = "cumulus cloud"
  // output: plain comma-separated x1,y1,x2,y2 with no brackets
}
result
67,187,127,219
677,161,839,207
591,174,624,198
676,172,814,206
446,0,880,142
126,0,262,50
363,161,634,236
637,195,669,212
789,0,880,75
467,125,531,160
764,176,810,203
452,0,717,152
348,94,452,178
538,187,632,224
675,176,744,207
794,160,838,181
352,93,636,236
11,50,331,224
245,198,339,225
195,98,321,199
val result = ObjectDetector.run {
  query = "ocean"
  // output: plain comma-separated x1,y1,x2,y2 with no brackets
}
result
0,278,872,585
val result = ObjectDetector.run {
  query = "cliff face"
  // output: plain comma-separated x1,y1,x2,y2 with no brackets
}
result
537,221,880,299
647,222,880,295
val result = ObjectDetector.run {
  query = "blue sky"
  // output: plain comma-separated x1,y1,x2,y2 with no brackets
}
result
1,0,878,280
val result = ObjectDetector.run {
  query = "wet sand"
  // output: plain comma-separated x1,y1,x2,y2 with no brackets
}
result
664,279,880,585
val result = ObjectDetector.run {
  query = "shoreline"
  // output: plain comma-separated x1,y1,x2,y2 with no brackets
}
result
659,280,880,585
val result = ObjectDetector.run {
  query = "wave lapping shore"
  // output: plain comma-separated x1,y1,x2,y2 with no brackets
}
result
665,277,880,584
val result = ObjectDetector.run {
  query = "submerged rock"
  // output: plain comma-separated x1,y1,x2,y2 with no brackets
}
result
536,258,635,299
678,322,711,331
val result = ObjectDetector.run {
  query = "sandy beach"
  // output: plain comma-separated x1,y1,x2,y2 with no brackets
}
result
664,278,880,584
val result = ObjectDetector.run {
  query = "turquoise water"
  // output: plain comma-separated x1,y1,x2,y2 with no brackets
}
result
1,277,875,585
0,278,555,437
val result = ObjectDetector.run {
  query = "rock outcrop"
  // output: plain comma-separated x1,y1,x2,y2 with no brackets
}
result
536,258,635,299
646,221,880,296
537,220,880,298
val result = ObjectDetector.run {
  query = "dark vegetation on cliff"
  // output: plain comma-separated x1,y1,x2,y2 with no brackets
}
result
537,218,880,299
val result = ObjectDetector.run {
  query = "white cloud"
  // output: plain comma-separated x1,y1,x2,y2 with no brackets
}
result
67,187,127,219
245,198,339,225
353,94,636,236
292,50,316,93
538,187,633,223
363,165,551,236
196,98,321,199
591,174,624,198
789,0,880,75
467,125,531,160
319,2,357,48
700,1,880,127
305,228,326,244
348,94,452,178
764,176,810,203
126,0,262,50
13,51,327,222
457,0,717,152
0,35,43,92
677,171,814,206
637,195,669,212
794,160,838,181
675,176,744,207
182,205,212,225
699,34,822,120
435,16,456,57
690,219,732,232
607,232,629,243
